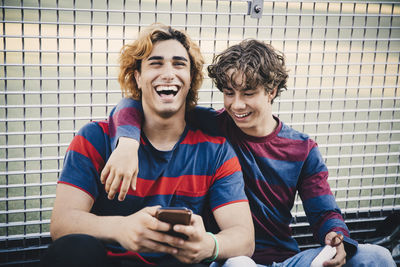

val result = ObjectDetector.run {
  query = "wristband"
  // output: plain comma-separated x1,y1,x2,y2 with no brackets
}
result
204,232,219,262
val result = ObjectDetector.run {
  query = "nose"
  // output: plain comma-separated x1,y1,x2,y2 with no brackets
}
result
231,95,246,110
160,63,175,81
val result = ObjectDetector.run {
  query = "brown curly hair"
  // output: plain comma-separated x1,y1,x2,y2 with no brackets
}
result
208,39,288,103
118,23,204,110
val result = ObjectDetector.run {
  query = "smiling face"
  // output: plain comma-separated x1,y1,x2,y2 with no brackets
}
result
134,39,191,119
223,69,275,137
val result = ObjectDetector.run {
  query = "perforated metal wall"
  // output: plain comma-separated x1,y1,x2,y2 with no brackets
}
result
1,0,399,265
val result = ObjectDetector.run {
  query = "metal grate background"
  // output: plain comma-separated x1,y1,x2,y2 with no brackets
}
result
1,0,399,265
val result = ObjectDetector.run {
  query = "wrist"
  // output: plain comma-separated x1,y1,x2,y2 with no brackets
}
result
118,137,139,148
204,232,219,262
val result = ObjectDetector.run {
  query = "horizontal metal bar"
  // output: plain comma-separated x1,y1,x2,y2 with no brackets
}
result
288,119,400,127
3,105,400,115
326,162,400,170
278,96,400,103
0,182,57,189
2,103,118,109
3,61,399,68
2,86,399,96
3,34,400,43
2,73,398,81
0,219,50,229
0,130,78,136
0,194,56,202
0,143,70,150
331,184,400,193
292,205,400,218
324,152,400,159
0,169,61,177
0,156,64,163
0,207,53,215
0,173,397,191
1,161,399,177
0,116,106,123
0,90,122,95
3,129,396,139
0,220,50,229
1,140,398,152
2,48,397,55
3,19,400,30
294,194,399,206
330,173,399,182
1,4,397,16
319,140,400,148
1,151,398,165
312,130,400,138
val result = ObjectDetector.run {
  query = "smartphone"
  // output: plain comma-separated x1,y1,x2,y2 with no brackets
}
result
156,207,192,239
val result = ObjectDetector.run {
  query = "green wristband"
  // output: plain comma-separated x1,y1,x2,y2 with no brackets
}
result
204,232,219,262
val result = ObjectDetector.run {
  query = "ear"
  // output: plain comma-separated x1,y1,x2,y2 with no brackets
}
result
134,70,141,89
268,87,278,102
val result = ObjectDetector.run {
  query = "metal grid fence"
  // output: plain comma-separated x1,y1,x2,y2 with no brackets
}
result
1,0,399,265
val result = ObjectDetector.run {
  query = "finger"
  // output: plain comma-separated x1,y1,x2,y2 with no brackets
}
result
138,237,179,255
131,170,138,191
108,175,122,200
149,228,185,248
100,164,110,184
104,169,115,194
118,173,132,201
143,205,162,216
173,224,195,240
324,231,337,245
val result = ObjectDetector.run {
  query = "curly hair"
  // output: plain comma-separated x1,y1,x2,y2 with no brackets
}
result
208,39,288,103
118,23,204,110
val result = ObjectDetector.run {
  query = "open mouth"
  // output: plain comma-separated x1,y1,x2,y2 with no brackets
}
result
156,86,179,97
234,112,251,118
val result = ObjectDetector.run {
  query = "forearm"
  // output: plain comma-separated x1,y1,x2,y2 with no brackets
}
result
50,208,123,243
216,224,254,259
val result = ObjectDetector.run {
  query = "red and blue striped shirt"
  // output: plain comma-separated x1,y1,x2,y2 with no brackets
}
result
59,114,247,264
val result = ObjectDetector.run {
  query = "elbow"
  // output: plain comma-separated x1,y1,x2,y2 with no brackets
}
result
49,214,66,241
50,221,61,241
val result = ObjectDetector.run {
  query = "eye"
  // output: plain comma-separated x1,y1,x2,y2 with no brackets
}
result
149,61,162,66
174,61,187,67
223,90,234,96
244,93,254,96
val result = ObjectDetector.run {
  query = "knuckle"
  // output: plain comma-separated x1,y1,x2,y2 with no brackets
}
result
120,187,128,193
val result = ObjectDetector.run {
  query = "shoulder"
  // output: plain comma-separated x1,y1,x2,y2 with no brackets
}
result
274,121,319,160
77,121,109,138
277,121,310,141
72,121,111,155
183,125,228,145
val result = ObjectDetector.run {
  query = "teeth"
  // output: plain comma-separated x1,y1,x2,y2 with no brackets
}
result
235,112,250,118
156,86,178,92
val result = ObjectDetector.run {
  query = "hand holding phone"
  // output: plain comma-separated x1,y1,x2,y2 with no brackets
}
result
156,207,192,239
310,245,337,267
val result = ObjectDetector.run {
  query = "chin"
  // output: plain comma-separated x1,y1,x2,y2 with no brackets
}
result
157,107,180,118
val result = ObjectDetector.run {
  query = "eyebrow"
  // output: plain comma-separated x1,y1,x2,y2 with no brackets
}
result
147,56,188,62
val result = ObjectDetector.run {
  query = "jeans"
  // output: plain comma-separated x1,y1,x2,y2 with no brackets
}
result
211,244,396,267
41,234,209,267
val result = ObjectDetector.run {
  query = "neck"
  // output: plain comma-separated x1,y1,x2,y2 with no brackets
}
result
244,114,278,137
143,113,186,151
